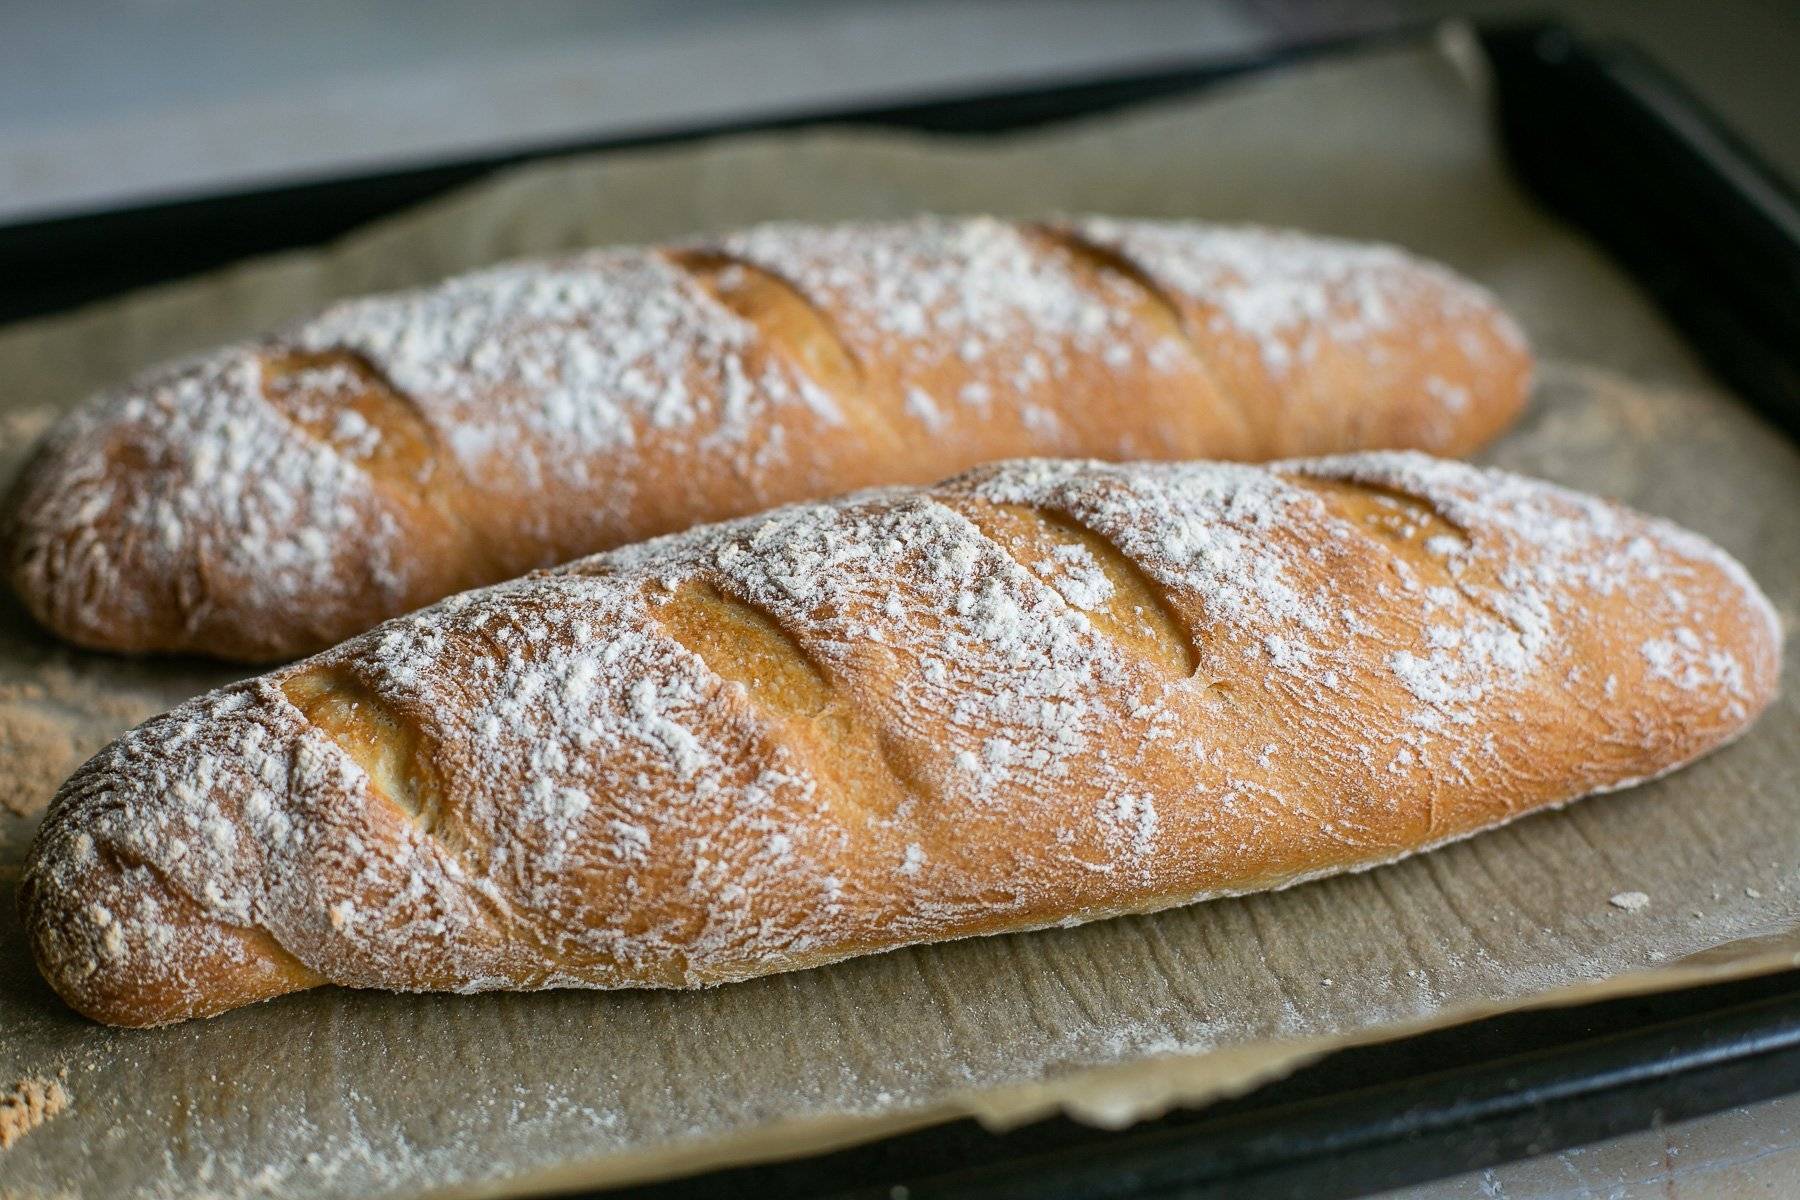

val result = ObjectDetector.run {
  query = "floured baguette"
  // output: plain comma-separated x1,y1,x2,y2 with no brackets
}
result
22,452,1778,1027
3,217,1530,662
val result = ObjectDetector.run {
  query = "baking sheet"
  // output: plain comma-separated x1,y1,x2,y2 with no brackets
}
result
1,30,1797,1199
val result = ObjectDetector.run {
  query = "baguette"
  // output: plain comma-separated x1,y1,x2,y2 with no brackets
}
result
22,452,1778,1027
3,217,1530,662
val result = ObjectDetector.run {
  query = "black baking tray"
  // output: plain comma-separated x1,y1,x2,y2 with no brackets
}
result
3,19,1797,1200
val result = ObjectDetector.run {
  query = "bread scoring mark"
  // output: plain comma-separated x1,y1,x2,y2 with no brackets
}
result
1032,223,1194,346
1312,477,1467,544
665,249,903,442
1032,222,1254,439
281,666,457,848
261,350,514,590
950,499,1200,680
652,578,834,715
650,579,919,817
259,350,439,483
1286,472,1544,652
1288,476,1469,583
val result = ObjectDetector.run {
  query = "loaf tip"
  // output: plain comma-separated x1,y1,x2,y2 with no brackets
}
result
20,702,327,1027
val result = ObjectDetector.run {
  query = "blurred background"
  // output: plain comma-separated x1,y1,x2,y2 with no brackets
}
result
1,0,1794,223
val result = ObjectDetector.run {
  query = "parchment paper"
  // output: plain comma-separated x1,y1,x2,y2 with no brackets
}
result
1,29,1796,1199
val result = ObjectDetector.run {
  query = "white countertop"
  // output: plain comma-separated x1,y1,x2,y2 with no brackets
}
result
0,0,1277,223
5,0,1795,226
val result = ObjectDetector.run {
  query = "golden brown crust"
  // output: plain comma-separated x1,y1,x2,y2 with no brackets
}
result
21,453,1778,1026
3,217,1531,662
